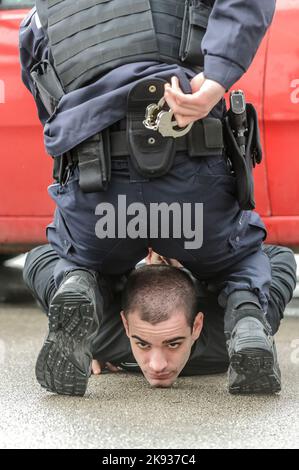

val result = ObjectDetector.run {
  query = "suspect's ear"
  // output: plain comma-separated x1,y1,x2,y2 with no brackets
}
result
192,312,204,341
120,311,129,337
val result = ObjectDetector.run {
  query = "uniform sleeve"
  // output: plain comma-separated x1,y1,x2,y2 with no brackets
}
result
202,0,276,90
19,8,50,124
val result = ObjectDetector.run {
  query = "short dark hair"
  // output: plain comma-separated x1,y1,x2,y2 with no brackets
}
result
122,265,198,327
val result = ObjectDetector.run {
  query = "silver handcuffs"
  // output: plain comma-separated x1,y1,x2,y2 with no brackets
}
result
143,97,194,138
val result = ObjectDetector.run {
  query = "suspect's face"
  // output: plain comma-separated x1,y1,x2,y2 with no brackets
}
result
121,310,203,388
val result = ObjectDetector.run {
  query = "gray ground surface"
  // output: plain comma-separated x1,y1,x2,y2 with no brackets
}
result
0,299,298,449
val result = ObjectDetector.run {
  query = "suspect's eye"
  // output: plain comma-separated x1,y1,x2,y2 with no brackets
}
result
136,342,150,350
168,343,181,350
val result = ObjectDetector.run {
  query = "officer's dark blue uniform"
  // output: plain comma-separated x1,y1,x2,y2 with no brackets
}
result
19,0,276,313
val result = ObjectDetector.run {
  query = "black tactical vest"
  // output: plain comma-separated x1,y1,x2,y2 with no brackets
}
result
36,0,212,92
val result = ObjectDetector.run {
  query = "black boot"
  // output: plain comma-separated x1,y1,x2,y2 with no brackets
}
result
35,269,101,396
225,291,281,394
227,309,281,394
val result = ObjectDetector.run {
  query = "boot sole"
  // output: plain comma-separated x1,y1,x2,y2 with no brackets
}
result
35,291,97,396
229,347,281,394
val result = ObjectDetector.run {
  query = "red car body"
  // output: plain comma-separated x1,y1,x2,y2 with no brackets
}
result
0,0,298,253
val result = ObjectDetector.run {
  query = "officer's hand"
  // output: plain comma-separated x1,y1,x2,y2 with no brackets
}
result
164,73,225,127
146,248,183,267
92,359,121,375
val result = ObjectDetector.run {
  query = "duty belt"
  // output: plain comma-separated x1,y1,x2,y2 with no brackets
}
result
56,78,224,191
68,119,224,162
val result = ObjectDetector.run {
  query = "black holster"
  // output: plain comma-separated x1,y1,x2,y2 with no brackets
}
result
127,78,176,178
53,131,111,192
126,77,224,178
70,131,111,192
223,103,262,210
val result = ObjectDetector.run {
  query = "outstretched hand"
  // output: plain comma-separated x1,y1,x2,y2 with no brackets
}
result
163,73,226,128
92,359,121,375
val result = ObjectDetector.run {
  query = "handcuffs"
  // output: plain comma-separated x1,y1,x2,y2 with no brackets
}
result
143,97,194,138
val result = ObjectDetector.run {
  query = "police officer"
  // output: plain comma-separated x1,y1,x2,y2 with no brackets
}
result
19,1,278,395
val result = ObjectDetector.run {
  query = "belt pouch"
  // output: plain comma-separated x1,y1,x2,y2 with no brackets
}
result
188,118,224,157
30,59,65,115
72,130,111,193
179,1,212,67
127,78,176,178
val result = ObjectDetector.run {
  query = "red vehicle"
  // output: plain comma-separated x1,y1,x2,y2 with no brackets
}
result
0,0,299,258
